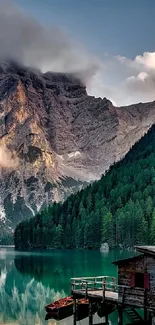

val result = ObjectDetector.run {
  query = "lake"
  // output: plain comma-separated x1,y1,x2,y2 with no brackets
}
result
0,248,136,325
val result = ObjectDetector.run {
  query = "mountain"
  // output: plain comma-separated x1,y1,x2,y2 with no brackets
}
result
14,125,155,250
1,61,155,238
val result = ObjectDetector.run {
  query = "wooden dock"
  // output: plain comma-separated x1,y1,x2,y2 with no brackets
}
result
72,276,118,300
71,276,118,303
69,247,155,324
71,276,119,325
73,289,118,301
71,276,150,325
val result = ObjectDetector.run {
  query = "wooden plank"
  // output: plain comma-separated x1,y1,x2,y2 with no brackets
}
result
72,289,118,301
71,276,113,280
120,288,144,296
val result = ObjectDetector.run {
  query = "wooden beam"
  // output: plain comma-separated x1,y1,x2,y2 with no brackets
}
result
118,306,123,325
73,298,76,325
89,300,93,325
105,314,109,324
152,314,155,325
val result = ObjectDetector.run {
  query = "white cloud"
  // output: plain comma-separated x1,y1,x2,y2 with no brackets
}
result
88,52,155,105
0,0,99,83
0,1,155,106
137,72,149,81
135,52,155,70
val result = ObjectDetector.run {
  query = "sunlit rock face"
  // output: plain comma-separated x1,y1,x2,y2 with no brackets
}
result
1,61,155,235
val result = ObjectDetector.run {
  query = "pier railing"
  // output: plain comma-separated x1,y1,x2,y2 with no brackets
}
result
71,276,118,298
71,276,147,307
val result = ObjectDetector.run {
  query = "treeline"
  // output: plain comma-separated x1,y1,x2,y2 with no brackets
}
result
0,234,13,245
15,125,155,250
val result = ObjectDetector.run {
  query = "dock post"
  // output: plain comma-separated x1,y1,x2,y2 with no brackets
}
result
89,299,93,325
151,312,155,325
105,314,109,324
144,307,148,322
73,298,76,325
144,289,148,322
118,306,123,325
148,311,152,325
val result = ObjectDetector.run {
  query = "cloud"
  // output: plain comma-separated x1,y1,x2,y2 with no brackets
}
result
132,52,155,70
0,0,99,82
88,52,155,105
0,145,18,169
121,53,155,104
0,1,155,106
116,52,155,71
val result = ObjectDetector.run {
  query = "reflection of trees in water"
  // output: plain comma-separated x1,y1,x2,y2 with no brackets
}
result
14,250,108,293
14,254,71,293
0,250,121,325
0,267,65,325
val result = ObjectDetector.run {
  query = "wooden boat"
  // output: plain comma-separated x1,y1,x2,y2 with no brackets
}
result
45,296,73,317
97,302,116,318
76,298,97,320
45,297,91,320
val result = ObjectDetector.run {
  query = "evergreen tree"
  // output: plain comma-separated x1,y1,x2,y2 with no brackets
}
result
14,125,155,250
150,209,155,244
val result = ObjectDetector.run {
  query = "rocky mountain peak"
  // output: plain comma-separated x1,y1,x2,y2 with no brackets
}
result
0,61,155,237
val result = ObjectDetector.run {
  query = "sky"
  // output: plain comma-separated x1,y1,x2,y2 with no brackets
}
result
14,0,155,59
1,0,155,105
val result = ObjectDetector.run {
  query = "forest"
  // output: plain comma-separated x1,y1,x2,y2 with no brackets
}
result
14,125,155,250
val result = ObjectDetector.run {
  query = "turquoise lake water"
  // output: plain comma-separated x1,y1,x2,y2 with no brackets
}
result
0,248,136,325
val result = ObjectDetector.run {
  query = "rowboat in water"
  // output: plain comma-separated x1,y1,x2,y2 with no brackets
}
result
45,296,73,317
45,296,96,320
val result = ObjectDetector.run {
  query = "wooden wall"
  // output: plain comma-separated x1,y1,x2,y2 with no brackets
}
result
146,256,155,309
115,253,155,311
117,255,145,306
117,254,155,309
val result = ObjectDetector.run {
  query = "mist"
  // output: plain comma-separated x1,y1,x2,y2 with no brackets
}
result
0,0,155,107
0,0,99,82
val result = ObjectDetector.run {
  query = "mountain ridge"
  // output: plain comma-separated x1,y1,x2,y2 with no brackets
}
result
1,61,155,238
14,124,155,250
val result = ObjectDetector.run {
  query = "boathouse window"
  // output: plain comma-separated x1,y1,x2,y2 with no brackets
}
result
135,273,144,288
130,272,150,289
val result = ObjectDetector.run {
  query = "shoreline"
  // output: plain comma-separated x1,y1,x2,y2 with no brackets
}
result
0,245,15,248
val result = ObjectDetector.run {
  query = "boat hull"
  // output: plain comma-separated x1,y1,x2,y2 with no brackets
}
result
45,296,73,317
45,297,91,321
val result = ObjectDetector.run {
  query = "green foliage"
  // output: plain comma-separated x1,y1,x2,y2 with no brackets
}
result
14,125,155,250
0,234,14,245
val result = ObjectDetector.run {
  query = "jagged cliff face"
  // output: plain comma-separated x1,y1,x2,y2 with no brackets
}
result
0,62,155,235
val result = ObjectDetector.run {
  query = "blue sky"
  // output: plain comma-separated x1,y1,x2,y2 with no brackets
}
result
1,0,155,105
14,0,155,59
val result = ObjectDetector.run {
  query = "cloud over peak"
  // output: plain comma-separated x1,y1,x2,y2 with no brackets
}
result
0,1,155,106
0,0,99,82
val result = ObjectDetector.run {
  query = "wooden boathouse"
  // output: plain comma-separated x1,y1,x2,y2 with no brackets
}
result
71,246,155,325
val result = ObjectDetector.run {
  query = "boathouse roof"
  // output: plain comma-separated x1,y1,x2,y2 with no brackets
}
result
135,246,155,256
113,246,155,265
112,254,143,265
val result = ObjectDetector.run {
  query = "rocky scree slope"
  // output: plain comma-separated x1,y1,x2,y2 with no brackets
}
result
0,62,155,235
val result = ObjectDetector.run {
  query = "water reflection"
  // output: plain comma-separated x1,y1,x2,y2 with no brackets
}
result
0,270,64,325
0,251,65,325
0,249,135,325
14,249,126,291
14,250,117,292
